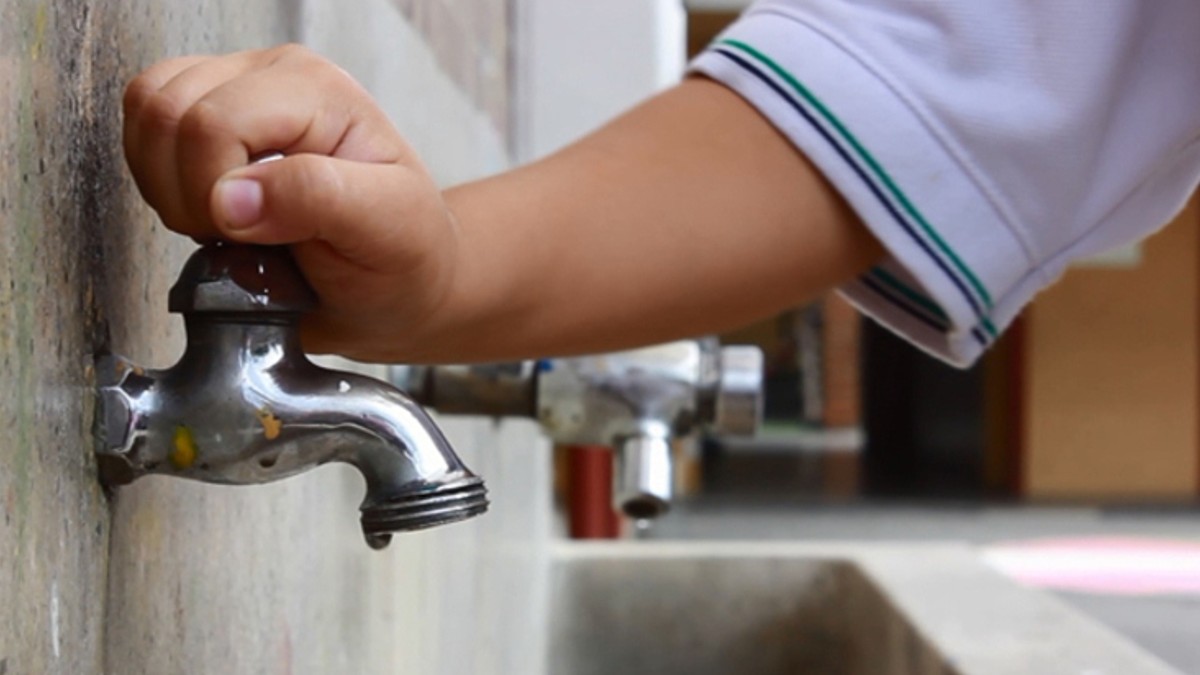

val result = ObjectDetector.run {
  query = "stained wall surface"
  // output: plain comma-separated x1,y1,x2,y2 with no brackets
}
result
1,1,550,673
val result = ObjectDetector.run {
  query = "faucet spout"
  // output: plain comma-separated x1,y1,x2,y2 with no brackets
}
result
95,244,487,549
614,421,673,520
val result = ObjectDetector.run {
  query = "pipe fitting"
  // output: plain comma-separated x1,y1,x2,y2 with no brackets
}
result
398,339,763,520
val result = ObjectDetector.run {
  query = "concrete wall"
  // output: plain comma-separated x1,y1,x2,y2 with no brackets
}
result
514,0,684,163
1,1,550,673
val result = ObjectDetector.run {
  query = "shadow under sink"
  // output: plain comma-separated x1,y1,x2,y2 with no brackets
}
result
547,542,1181,675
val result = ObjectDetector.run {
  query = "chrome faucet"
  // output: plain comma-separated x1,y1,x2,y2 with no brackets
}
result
94,243,488,549
396,339,762,520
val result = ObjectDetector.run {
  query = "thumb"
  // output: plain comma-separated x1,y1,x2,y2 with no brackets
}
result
209,154,422,269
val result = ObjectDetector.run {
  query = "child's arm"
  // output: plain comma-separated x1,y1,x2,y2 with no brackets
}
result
123,45,882,362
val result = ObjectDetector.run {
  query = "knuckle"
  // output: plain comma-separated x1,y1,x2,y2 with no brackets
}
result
137,89,189,134
319,63,361,97
176,99,230,143
122,77,156,119
123,57,201,117
272,43,351,89
269,42,315,63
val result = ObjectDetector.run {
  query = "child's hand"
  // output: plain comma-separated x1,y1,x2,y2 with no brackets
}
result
123,44,459,361
126,46,881,364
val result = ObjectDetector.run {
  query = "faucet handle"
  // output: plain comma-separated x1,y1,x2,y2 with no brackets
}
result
168,243,317,315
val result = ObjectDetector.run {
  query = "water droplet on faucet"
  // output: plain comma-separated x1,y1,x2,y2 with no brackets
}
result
365,532,392,550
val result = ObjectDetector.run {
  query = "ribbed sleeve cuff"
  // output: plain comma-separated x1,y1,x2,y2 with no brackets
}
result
690,8,1038,366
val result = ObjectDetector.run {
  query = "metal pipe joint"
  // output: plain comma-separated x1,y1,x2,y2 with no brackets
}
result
396,339,764,519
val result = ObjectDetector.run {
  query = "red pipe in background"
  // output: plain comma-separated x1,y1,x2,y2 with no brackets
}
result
566,445,620,539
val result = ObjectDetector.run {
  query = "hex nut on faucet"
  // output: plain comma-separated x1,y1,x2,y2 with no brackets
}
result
95,243,488,549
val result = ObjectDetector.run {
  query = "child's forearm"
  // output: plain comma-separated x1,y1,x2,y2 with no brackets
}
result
121,47,881,364
419,77,884,361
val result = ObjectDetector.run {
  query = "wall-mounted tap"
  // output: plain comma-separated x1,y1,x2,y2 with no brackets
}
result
95,243,487,550
396,339,763,520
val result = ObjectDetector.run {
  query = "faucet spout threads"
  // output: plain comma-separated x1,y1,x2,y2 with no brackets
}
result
360,478,489,549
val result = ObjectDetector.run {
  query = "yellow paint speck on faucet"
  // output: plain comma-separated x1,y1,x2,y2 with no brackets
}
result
256,408,282,440
171,425,197,469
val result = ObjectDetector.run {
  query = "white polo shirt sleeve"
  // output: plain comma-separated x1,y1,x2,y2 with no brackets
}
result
690,0,1200,367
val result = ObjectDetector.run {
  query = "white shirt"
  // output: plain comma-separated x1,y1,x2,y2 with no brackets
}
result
690,0,1200,366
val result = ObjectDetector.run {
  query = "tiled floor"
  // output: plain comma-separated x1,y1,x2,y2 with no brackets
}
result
647,497,1200,673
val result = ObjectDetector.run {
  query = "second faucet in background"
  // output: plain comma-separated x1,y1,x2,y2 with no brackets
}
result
393,338,763,523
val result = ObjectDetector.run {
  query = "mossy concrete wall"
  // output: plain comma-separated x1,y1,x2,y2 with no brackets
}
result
0,1,548,673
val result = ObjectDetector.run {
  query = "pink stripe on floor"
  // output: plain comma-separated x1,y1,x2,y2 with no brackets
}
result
982,537,1200,596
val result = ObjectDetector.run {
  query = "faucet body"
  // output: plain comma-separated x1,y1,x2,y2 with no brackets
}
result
397,340,763,519
95,244,487,549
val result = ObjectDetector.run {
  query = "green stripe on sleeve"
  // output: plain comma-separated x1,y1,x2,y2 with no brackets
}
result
720,38,995,317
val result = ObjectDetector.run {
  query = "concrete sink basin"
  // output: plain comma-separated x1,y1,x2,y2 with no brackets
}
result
547,542,1180,675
